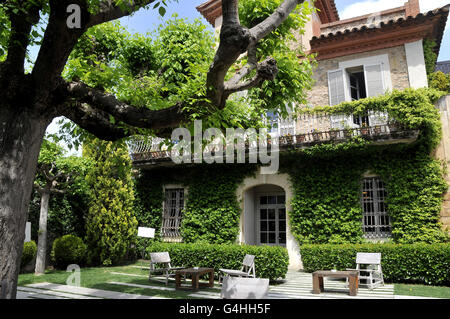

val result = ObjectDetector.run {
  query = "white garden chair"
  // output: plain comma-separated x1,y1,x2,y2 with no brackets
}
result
148,252,185,286
346,252,385,290
219,254,256,284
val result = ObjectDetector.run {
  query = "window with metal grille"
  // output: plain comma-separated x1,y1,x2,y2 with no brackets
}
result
161,188,184,239
361,178,391,238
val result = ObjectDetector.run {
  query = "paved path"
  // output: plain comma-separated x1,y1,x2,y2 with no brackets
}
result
19,282,167,299
17,270,437,299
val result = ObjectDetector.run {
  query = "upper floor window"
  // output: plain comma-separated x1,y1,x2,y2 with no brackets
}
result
161,188,184,239
361,177,391,239
328,63,386,106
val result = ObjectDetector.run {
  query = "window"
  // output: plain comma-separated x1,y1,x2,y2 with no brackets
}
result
328,59,389,129
348,66,367,101
361,178,391,238
161,188,184,239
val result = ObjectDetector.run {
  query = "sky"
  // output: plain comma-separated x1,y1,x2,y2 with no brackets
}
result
116,0,450,61
41,0,450,151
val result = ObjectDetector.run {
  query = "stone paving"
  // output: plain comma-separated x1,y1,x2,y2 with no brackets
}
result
17,270,439,299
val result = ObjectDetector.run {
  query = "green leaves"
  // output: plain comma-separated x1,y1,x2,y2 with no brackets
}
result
84,139,138,266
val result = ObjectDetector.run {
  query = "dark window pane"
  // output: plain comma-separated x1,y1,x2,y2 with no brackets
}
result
260,209,267,220
277,195,285,204
260,196,267,205
260,221,267,231
279,232,286,244
268,196,277,204
260,233,267,244
268,221,276,231
268,233,276,243
279,209,286,220
279,221,286,231
268,209,275,220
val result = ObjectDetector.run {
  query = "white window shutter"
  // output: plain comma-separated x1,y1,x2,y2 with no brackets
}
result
328,69,346,106
364,64,385,97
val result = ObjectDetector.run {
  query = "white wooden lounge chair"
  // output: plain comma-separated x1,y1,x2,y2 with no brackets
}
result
148,252,185,286
346,252,385,290
221,276,269,299
219,254,256,284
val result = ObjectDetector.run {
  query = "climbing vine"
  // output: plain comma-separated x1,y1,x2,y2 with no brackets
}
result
135,89,448,245
282,88,448,244
134,164,256,245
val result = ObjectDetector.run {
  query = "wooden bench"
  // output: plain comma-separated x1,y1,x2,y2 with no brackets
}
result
312,270,359,296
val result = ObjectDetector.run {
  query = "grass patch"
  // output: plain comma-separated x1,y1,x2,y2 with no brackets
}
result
18,261,220,299
394,284,450,299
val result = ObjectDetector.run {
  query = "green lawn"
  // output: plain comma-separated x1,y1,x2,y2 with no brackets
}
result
394,283,450,299
18,260,220,299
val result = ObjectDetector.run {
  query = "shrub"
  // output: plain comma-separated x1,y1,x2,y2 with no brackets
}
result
146,242,289,281
84,139,138,266
21,241,37,269
300,243,450,286
51,235,87,269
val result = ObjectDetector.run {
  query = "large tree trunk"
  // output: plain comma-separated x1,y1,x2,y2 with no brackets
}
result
34,191,50,275
0,106,50,299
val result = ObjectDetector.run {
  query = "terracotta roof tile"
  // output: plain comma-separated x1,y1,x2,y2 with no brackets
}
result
311,5,449,55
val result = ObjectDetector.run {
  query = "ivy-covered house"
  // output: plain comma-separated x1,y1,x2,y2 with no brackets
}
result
129,0,450,269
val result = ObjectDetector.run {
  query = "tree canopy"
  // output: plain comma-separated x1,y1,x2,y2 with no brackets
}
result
0,0,315,298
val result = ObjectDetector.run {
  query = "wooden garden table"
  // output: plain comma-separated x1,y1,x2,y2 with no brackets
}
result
175,267,215,292
312,270,359,296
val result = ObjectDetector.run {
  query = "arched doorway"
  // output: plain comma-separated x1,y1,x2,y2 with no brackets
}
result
236,171,302,269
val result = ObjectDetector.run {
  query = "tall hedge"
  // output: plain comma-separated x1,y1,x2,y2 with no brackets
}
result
301,244,450,286
146,242,289,281
84,139,138,266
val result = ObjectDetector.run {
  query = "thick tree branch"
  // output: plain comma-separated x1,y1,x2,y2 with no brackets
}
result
206,0,302,108
32,0,89,98
249,0,304,43
87,0,157,28
3,1,40,75
60,101,133,141
65,81,187,130
224,58,278,96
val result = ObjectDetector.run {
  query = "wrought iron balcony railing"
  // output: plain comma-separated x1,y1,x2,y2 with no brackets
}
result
128,122,419,165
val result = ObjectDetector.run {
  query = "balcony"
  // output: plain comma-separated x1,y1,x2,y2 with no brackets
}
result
128,113,419,166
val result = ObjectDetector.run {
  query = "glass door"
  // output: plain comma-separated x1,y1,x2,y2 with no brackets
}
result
257,194,286,246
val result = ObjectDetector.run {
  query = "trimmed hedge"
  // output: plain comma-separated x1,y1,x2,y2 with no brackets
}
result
301,244,450,286
21,241,37,269
146,242,289,281
51,235,87,269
